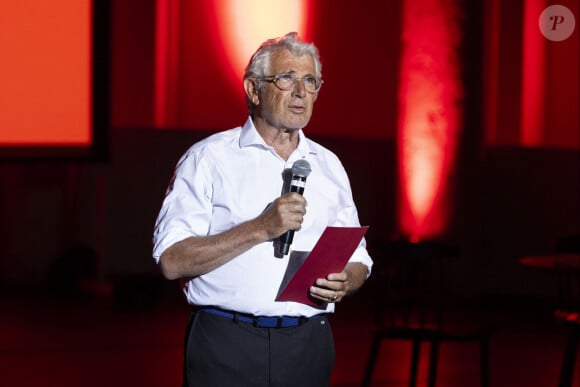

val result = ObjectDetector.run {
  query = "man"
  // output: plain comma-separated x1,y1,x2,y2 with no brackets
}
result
153,32,373,387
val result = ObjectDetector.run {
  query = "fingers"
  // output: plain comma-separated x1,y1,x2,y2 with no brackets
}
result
309,273,349,303
259,193,307,239
309,286,343,303
280,193,307,226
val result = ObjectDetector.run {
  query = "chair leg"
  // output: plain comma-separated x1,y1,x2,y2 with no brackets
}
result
427,340,439,387
558,325,580,387
362,332,383,387
480,335,490,387
409,340,421,387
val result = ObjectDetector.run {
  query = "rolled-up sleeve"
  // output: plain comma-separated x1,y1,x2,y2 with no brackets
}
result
152,150,213,261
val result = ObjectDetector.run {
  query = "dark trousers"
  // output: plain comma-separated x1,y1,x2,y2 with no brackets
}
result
182,311,335,387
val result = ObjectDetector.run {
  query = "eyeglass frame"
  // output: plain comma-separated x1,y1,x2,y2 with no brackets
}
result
253,72,323,94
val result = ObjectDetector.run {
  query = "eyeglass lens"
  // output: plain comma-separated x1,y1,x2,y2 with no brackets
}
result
275,74,320,93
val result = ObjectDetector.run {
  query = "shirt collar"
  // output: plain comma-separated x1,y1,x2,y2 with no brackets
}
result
239,116,315,158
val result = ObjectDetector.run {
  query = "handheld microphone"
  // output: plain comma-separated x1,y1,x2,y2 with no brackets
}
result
278,159,312,256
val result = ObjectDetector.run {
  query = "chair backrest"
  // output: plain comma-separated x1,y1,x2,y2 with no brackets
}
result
553,234,580,314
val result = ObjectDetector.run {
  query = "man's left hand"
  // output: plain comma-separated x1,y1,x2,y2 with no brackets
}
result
309,271,349,303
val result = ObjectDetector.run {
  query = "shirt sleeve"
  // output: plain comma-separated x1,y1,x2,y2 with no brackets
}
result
152,149,213,261
333,157,374,276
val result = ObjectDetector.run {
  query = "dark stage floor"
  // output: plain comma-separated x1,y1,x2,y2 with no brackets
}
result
0,285,577,387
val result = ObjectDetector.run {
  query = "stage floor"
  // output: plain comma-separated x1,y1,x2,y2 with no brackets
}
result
0,286,573,387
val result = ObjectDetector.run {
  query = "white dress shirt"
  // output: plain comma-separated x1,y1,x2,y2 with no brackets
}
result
153,117,373,317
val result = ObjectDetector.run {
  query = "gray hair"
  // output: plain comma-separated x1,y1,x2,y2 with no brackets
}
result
244,32,322,114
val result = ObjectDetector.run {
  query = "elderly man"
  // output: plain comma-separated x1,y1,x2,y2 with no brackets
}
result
153,32,372,387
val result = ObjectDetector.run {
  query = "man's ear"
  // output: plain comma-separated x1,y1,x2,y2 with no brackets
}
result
243,78,260,106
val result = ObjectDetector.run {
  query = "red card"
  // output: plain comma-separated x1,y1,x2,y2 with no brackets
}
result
276,226,368,307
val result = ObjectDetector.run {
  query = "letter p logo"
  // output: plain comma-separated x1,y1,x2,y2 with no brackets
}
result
551,15,565,31
540,5,576,41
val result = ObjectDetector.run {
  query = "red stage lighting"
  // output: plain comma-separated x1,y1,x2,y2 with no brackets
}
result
397,0,463,239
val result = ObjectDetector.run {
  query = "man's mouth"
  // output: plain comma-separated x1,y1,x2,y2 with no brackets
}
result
289,105,305,113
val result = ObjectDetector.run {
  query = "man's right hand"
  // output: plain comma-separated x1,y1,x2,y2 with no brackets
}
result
258,192,308,240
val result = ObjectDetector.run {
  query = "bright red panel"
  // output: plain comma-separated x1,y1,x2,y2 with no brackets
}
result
520,0,546,147
0,0,91,146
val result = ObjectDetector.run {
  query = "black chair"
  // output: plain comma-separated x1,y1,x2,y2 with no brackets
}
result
362,239,493,387
552,234,580,387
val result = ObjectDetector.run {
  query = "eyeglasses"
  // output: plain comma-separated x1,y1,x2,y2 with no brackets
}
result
256,73,323,94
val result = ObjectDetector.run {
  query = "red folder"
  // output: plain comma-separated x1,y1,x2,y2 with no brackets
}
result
276,226,368,307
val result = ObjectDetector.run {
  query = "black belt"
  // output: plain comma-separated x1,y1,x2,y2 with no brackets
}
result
198,308,318,328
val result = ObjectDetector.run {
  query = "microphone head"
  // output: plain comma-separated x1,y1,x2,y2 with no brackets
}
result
292,159,311,178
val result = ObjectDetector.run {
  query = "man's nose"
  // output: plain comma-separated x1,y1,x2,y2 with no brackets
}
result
291,79,307,97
